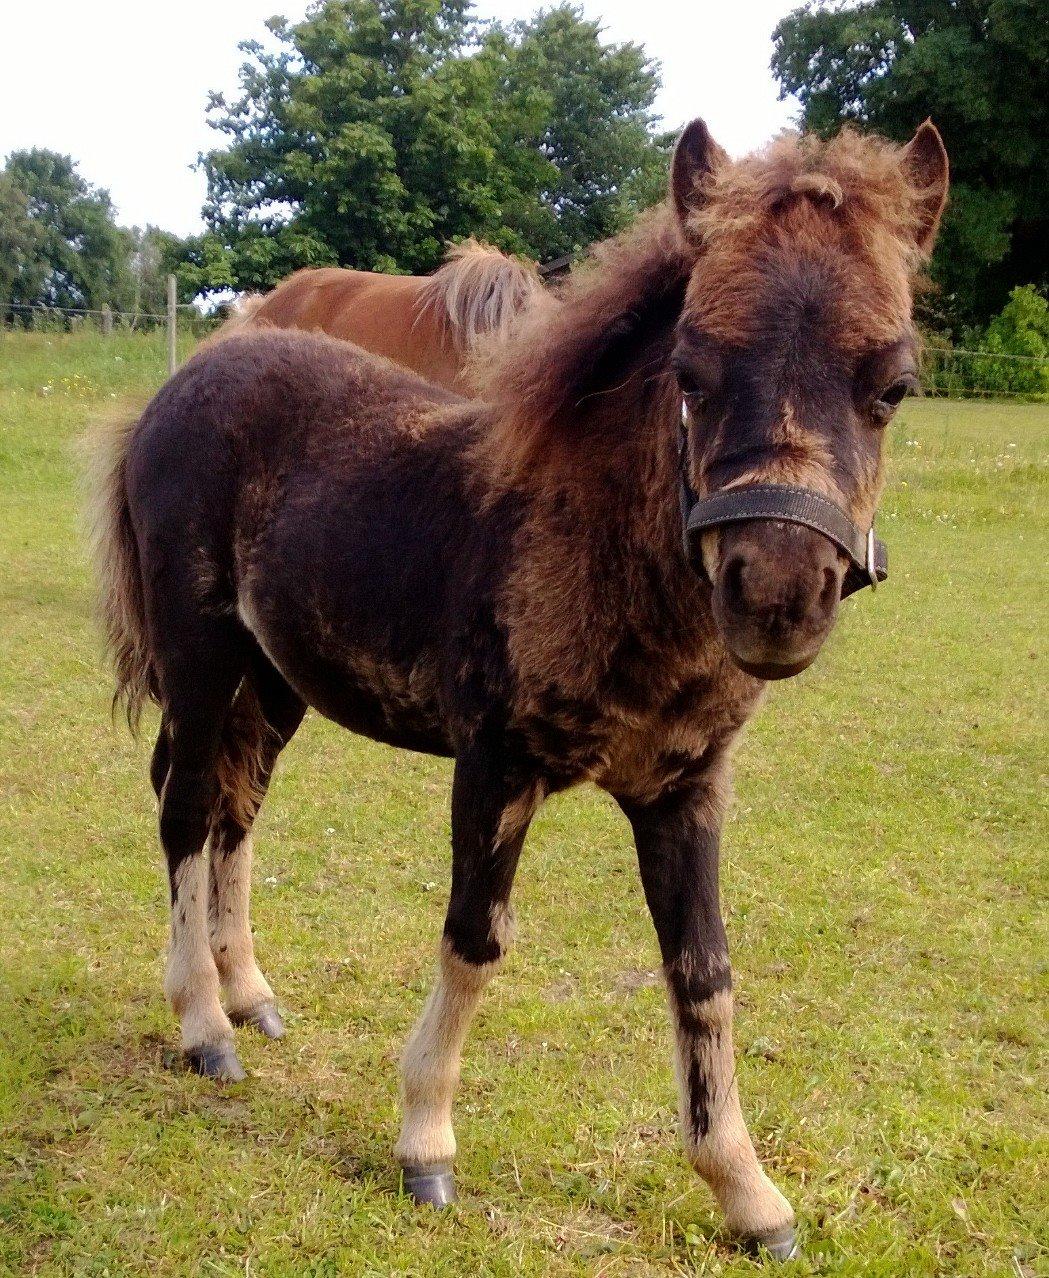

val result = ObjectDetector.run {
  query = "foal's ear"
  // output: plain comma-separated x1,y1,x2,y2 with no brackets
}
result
901,120,949,256
671,118,727,240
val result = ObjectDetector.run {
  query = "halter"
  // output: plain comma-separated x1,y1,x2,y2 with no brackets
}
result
677,403,887,599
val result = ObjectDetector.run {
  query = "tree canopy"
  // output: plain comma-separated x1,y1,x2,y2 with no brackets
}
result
186,0,670,293
0,150,136,315
772,0,1049,331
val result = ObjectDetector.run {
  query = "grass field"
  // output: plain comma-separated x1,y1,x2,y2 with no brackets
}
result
0,330,1045,1277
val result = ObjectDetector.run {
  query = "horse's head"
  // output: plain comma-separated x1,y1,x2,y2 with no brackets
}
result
670,118,948,679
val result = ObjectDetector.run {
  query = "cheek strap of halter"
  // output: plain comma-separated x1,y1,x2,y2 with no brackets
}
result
677,409,888,599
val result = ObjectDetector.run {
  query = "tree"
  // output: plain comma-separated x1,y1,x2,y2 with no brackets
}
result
473,6,670,262
0,172,45,312
969,285,1049,399
771,0,1049,331
196,0,667,291
1,149,135,314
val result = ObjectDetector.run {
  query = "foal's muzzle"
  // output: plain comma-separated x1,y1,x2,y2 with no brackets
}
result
676,404,888,679
707,520,843,678
684,492,888,679
683,484,888,600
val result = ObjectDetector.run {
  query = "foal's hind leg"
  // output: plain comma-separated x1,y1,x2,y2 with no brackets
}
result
395,744,544,1207
208,663,305,1038
159,693,245,1078
620,779,797,1261
209,824,280,1036
148,600,249,1081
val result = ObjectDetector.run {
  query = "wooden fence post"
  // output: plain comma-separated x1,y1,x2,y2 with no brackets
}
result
101,304,113,337
166,275,178,376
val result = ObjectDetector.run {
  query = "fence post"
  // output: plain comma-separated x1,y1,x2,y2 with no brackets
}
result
166,275,178,376
101,304,113,337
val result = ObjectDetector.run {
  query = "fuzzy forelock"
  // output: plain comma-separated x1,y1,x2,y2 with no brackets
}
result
681,127,935,351
685,127,932,264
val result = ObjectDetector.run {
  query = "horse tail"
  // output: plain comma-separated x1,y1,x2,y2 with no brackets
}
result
214,675,278,828
83,407,158,734
417,240,546,350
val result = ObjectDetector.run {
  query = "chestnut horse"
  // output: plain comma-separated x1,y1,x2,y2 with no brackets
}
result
89,118,947,1260
221,240,547,391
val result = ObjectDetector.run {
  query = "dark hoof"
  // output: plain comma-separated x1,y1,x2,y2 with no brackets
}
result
185,1042,247,1082
402,1162,456,1208
231,1001,285,1040
743,1224,799,1263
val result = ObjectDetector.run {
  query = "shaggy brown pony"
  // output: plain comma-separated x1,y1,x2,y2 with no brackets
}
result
88,118,947,1261
218,240,548,391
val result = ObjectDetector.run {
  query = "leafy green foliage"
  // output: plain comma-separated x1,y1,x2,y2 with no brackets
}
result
772,1,1049,332
471,7,670,262
967,286,1049,399
0,154,195,323
194,0,669,290
0,172,45,312
0,150,136,315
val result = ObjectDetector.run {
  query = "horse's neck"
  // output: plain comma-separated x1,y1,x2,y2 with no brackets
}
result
598,386,685,563
475,213,712,651
508,375,710,648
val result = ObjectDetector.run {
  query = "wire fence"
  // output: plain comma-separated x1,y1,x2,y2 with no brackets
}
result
0,277,214,375
1,301,193,322
3,290,1048,401
920,346,1048,402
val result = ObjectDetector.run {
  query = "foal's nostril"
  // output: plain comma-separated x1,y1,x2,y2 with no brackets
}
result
819,566,838,613
722,555,747,612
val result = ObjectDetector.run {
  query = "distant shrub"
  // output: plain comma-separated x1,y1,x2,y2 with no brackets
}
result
968,286,1049,399
921,287,1049,401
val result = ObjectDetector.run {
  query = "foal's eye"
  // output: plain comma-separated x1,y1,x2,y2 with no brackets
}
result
674,367,708,405
871,374,917,424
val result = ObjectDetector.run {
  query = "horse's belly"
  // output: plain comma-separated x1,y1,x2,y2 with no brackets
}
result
237,588,454,757
314,685,453,757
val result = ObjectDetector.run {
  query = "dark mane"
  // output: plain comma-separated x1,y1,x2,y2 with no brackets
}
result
469,208,690,483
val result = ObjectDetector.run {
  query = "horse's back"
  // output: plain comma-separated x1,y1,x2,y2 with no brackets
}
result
249,267,460,389
126,328,465,554
253,267,377,330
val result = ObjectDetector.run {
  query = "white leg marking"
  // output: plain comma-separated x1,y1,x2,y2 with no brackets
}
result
164,852,233,1051
671,986,794,1238
209,832,274,1016
394,940,499,1167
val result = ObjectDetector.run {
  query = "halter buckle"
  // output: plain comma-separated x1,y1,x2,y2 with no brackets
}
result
865,525,878,591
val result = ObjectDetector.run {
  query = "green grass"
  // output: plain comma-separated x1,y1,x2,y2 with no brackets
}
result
0,331,1046,1277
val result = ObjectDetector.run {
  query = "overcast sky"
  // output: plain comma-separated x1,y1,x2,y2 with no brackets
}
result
1,0,800,237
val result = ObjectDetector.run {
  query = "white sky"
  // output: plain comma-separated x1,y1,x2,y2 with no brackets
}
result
0,0,800,237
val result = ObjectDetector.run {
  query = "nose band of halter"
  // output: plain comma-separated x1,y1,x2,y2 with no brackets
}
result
678,408,888,599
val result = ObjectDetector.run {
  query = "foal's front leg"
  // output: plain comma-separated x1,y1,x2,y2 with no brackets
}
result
620,780,797,1260
395,745,543,1206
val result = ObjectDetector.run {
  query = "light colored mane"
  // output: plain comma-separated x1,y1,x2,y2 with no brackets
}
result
416,239,547,349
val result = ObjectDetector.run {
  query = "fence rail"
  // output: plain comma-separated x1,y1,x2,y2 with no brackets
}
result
921,345,1048,401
